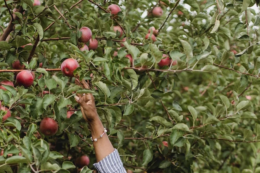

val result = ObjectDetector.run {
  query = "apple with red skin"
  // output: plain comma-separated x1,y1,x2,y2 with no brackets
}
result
80,44,89,51
231,50,237,55
127,170,133,173
125,54,133,65
177,11,183,16
39,62,43,67
67,110,75,118
145,33,156,42
33,0,41,6
16,70,34,87
79,27,92,43
113,26,123,37
89,38,98,50
158,54,177,67
0,81,14,90
113,51,118,57
40,118,58,136
42,91,50,95
1,107,11,122
61,58,80,77
75,155,90,168
152,7,163,17
162,141,168,147
12,60,25,69
108,4,121,15
0,150,3,156
148,27,158,36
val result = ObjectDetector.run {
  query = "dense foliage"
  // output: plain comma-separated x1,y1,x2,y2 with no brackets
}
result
1,0,260,172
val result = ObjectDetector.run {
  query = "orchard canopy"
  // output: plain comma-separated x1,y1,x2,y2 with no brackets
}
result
2,0,260,172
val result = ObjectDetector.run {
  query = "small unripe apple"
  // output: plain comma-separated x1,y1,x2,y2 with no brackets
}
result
145,33,156,42
33,0,41,6
75,155,90,168
177,11,183,16
79,27,92,43
162,141,168,147
113,26,123,37
125,54,133,65
1,107,11,122
61,58,80,77
16,70,34,87
40,118,58,136
0,81,14,90
80,44,89,51
152,7,163,17
12,60,25,69
21,43,33,48
108,4,121,15
67,110,75,118
89,38,98,50
148,27,158,36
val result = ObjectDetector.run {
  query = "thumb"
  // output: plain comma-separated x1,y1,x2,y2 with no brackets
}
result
74,96,80,102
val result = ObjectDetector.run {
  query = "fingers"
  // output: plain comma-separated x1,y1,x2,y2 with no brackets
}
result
81,79,90,89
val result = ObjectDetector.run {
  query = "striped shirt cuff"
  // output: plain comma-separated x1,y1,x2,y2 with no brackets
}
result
93,149,126,173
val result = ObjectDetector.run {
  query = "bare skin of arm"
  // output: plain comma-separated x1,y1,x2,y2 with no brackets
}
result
75,80,114,162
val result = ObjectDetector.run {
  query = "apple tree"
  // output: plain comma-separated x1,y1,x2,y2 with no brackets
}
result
1,0,260,172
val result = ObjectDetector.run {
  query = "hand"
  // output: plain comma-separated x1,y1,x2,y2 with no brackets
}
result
74,79,98,122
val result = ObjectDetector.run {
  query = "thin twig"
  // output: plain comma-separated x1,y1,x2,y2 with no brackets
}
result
161,100,175,123
238,83,252,97
0,69,60,72
88,0,108,13
44,0,83,31
53,5,73,29
4,0,14,21
28,35,40,63
201,137,260,143
42,37,70,41
213,63,259,78
124,67,193,73
132,23,141,32
157,0,181,35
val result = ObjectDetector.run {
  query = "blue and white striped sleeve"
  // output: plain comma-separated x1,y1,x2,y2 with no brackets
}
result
93,149,127,173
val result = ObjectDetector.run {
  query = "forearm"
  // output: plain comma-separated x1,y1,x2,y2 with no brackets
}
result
89,116,114,162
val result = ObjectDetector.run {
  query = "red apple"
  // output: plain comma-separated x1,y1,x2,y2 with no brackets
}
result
79,27,92,43
113,51,118,57
89,38,98,50
67,110,75,118
21,43,33,48
33,0,41,6
1,107,11,122
162,141,168,147
127,170,133,173
12,60,25,69
158,54,176,67
177,11,183,16
40,118,58,136
16,70,34,87
61,58,80,77
231,50,237,55
152,7,163,17
126,54,133,65
0,150,3,156
80,44,89,51
75,155,90,168
42,91,50,95
39,62,43,67
108,4,121,15
0,81,14,90
113,26,123,37
145,33,156,42
148,27,158,36
246,96,252,100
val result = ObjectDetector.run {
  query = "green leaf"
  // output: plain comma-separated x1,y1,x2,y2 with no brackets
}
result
210,20,220,33
123,42,140,61
0,41,11,50
5,156,28,164
0,156,5,164
172,123,191,132
179,39,193,61
150,44,163,63
4,119,21,131
188,106,197,126
142,149,153,166
41,162,60,171
68,133,79,148
42,94,56,109
117,130,124,147
29,58,37,69
36,68,49,76
62,161,76,170
20,146,33,163
27,123,37,139
57,97,72,110
201,65,219,72
52,75,66,92
150,116,172,127
46,78,57,91
33,23,44,40
242,0,251,11
80,167,93,173
21,0,33,7
159,160,172,169
124,104,134,116
219,95,230,109
170,129,184,146
32,146,42,167
95,81,110,98
237,100,250,111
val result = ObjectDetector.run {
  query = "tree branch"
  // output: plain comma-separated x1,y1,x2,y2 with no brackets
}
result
0,69,60,72
161,100,175,123
88,0,108,13
238,83,252,97
28,35,40,63
53,5,73,29
42,37,70,41
157,0,181,35
4,0,14,21
213,63,259,78
44,0,84,31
